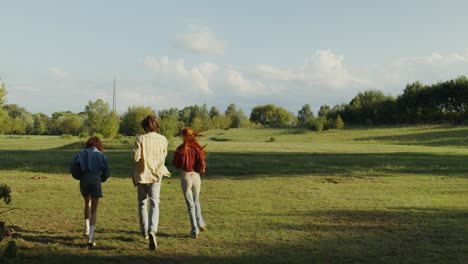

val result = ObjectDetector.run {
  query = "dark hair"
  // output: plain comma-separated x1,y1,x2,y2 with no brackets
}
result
141,115,160,133
86,136,103,151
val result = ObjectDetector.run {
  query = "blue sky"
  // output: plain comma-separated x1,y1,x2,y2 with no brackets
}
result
1,0,468,115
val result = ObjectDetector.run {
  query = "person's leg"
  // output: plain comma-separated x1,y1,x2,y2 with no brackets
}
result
192,173,205,229
89,197,99,226
147,182,161,250
88,197,99,244
181,172,198,237
148,181,161,234
83,195,91,236
137,184,149,238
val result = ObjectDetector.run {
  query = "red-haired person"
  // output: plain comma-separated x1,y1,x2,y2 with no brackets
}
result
70,136,110,247
172,127,207,238
133,115,171,250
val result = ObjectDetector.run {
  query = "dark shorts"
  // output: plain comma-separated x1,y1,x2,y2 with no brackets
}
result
80,182,103,198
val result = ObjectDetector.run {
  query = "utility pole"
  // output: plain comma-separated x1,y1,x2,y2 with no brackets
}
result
113,73,116,114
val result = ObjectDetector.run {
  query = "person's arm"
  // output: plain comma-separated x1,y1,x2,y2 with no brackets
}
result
101,154,111,182
172,148,182,169
133,137,142,163
197,149,206,176
69,153,81,180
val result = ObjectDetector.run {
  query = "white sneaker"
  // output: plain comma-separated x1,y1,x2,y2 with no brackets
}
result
148,232,157,250
83,227,90,236
87,239,96,247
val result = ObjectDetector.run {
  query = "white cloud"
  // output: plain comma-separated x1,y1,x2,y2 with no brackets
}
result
364,49,468,93
143,56,219,95
397,50,468,65
224,68,266,96
173,26,226,56
254,49,369,89
254,64,293,81
143,55,270,98
137,48,468,117
48,66,70,78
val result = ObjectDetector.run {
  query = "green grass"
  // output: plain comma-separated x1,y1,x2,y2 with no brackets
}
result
0,126,467,263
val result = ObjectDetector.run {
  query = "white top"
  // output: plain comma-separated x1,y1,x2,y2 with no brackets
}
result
132,132,171,185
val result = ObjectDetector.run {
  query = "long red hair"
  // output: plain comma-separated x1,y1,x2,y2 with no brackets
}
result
179,127,206,156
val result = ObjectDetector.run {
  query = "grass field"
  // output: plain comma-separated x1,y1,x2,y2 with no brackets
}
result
0,126,467,263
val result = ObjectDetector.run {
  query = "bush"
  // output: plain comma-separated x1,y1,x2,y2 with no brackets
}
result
335,115,345,129
309,118,324,132
114,133,125,139
92,133,104,140
0,184,11,205
268,137,276,142
3,240,18,258
60,134,73,139
160,117,179,139
323,118,335,130
79,131,89,139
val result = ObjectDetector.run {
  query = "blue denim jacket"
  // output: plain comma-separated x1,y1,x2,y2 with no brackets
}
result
70,147,110,183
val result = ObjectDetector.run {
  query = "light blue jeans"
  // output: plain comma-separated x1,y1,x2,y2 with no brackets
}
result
137,182,161,238
181,171,205,235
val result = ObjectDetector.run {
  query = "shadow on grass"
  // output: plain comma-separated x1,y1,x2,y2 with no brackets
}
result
1,148,468,178
356,127,468,147
206,151,468,178
13,208,468,264
271,208,468,263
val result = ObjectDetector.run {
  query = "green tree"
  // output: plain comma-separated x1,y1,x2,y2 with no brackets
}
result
84,99,111,135
0,109,10,134
297,104,314,126
120,106,155,136
47,112,66,135
0,82,9,134
309,117,324,132
327,104,347,120
233,109,250,128
224,104,237,117
224,104,249,128
250,104,276,126
335,115,345,129
209,106,220,118
159,117,179,139
211,115,232,129
348,90,388,124
250,104,292,127
32,113,49,135
318,105,331,118
101,113,120,138
158,108,179,121
190,117,203,133
178,104,210,127
61,114,83,135
273,107,293,126
3,104,32,134
0,82,7,106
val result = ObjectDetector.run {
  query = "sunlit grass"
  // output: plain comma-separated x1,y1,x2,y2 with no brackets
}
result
0,126,467,263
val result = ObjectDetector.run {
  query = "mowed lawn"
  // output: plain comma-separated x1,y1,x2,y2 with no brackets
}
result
0,126,467,264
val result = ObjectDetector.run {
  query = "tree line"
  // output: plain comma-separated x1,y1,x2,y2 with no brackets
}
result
1,75,467,138
328,75,468,126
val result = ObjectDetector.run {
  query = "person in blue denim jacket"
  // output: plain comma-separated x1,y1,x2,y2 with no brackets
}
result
70,136,110,247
